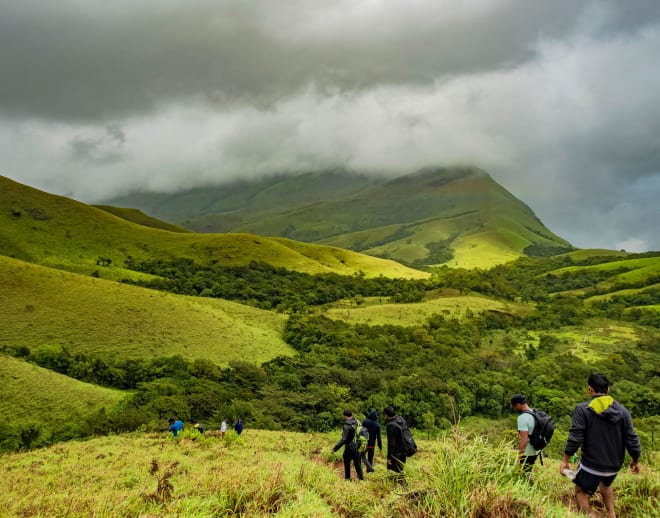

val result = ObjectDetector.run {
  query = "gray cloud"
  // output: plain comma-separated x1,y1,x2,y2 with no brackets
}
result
1,0,659,252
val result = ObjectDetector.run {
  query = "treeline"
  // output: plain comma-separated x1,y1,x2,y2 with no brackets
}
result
123,258,427,310
3,304,657,451
121,255,660,328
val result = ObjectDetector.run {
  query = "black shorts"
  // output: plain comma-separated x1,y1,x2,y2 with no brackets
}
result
573,467,617,495
519,454,538,473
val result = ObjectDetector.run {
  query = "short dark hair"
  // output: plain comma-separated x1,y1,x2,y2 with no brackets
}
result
510,394,526,406
383,406,395,418
168,417,175,423
588,373,610,394
343,409,353,417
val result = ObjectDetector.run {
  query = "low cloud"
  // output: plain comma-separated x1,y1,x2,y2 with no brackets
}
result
1,1,659,251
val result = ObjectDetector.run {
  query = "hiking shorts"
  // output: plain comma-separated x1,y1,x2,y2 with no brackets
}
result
573,467,617,495
519,454,538,474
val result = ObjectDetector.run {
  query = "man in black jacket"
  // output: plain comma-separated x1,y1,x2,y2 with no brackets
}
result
362,410,383,471
332,409,364,481
384,406,407,484
560,373,641,517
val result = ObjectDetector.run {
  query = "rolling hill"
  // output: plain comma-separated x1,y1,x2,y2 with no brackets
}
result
0,354,126,445
104,167,573,268
0,255,292,364
0,175,426,280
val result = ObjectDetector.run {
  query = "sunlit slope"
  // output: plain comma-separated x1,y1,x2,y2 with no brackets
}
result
0,175,425,279
1,354,126,428
0,256,292,364
322,292,532,327
550,256,660,299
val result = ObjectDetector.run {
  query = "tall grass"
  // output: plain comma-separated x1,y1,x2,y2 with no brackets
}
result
0,428,656,517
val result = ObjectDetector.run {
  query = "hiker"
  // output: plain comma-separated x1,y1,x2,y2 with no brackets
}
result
192,420,204,433
168,417,184,437
383,406,407,483
234,417,243,436
332,409,364,481
221,418,228,438
510,394,540,477
362,410,383,471
559,374,641,517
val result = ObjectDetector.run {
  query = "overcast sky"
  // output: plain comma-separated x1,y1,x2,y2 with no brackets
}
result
1,0,659,252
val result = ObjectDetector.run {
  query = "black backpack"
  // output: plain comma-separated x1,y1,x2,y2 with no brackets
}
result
524,409,555,451
398,419,417,457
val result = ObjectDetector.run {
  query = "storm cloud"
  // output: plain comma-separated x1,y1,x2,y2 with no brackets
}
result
1,0,659,251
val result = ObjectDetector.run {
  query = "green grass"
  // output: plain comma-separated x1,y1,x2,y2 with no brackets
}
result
0,354,126,432
322,293,532,327
0,175,425,280
0,427,655,517
0,255,292,364
555,257,660,280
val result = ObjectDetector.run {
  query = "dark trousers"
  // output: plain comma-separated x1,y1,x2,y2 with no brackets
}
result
343,448,364,480
520,454,538,476
387,455,406,484
361,451,374,472
366,445,376,466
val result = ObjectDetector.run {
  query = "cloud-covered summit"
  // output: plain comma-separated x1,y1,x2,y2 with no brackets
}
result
1,0,659,251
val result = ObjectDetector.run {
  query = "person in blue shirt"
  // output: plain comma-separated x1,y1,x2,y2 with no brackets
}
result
511,394,539,478
168,417,184,437
234,417,243,436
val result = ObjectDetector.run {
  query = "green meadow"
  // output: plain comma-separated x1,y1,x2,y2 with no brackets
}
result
322,293,531,327
0,255,291,364
554,257,660,291
1,355,126,443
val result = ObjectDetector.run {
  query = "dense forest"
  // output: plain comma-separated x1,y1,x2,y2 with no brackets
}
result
2,253,658,451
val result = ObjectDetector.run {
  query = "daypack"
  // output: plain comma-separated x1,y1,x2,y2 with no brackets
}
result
524,409,555,451
398,419,417,457
350,421,368,454
357,425,369,454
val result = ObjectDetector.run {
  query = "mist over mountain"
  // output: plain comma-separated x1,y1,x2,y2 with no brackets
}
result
103,166,573,269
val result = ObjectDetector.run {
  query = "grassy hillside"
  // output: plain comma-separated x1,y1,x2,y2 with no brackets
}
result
102,167,573,269
0,354,126,444
0,428,656,517
233,168,571,267
0,255,292,364
549,256,660,300
0,175,426,280
322,292,532,327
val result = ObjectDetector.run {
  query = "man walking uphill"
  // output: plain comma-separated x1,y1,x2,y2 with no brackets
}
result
560,373,641,517
332,409,364,481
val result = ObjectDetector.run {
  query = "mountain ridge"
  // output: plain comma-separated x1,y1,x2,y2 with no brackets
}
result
104,166,573,268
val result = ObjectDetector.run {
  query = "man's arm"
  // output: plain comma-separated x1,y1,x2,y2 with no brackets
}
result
386,424,394,463
560,406,585,474
517,430,529,460
623,411,642,474
332,423,350,452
